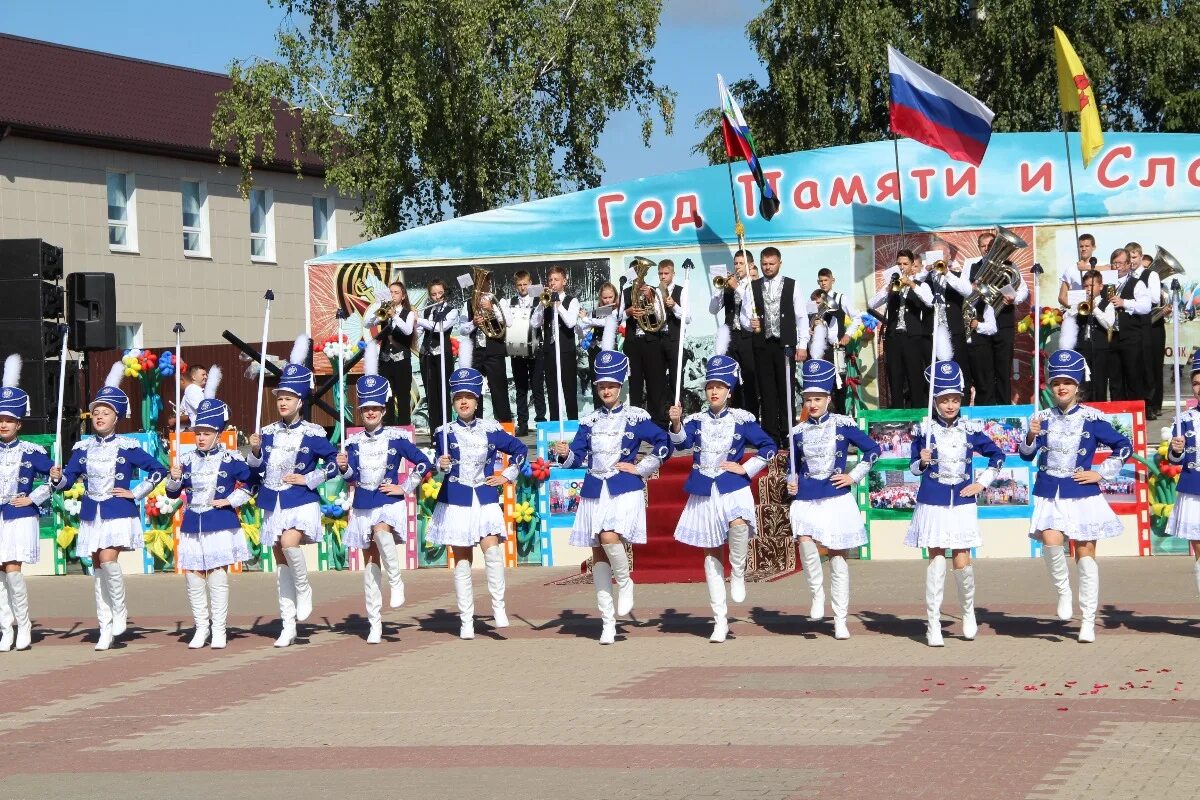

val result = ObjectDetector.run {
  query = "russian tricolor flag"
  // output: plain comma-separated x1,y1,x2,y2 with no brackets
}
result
887,46,994,167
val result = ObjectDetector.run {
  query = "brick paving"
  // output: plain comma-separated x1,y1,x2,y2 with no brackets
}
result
1,556,1199,799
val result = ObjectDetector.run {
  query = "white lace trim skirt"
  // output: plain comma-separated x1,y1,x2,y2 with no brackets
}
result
790,493,867,550
345,503,410,550
0,517,41,563
674,485,758,549
262,501,325,547
570,485,647,547
426,497,507,547
178,528,250,571
76,516,144,555
904,502,981,550
1028,494,1123,541
1165,492,1200,540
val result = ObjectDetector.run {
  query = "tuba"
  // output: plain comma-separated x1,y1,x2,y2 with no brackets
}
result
471,266,506,339
1149,246,1186,323
962,225,1027,331
629,256,665,333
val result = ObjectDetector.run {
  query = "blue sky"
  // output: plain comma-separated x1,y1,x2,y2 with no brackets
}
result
1,0,766,184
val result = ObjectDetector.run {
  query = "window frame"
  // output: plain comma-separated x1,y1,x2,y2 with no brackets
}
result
106,170,139,254
312,195,336,257
181,178,211,259
249,187,276,264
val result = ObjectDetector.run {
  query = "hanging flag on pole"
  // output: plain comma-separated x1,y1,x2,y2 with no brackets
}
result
886,45,995,167
717,73,780,221
1053,26,1105,168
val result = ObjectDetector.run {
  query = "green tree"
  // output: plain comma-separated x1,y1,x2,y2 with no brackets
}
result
695,0,1199,161
212,0,675,237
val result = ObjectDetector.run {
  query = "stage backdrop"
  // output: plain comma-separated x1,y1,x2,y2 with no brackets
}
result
307,132,1200,413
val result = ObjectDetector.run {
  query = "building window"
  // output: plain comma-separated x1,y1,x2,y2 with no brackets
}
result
116,322,143,350
312,196,335,256
106,171,138,252
250,188,275,262
182,180,209,257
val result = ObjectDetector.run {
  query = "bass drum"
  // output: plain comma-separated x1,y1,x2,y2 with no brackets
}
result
504,305,540,357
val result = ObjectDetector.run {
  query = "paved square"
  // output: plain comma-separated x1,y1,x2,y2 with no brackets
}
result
2,556,1199,799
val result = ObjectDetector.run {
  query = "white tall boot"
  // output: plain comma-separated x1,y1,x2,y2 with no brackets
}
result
1042,544,1073,621
185,572,210,649
1077,556,1099,643
93,570,114,651
8,572,31,651
274,564,297,647
283,547,312,622
601,541,634,617
799,538,825,621
925,555,946,647
593,561,616,645
705,554,728,643
0,573,13,652
728,522,750,604
954,566,978,640
373,529,405,608
100,561,128,637
363,562,383,644
483,546,508,628
454,559,475,639
829,555,851,640
208,569,229,649
1193,560,1200,599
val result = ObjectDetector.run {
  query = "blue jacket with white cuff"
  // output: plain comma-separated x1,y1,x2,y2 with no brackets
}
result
910,415,1006,506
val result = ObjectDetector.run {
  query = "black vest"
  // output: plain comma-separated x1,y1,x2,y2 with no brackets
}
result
661,284,685,341
540,292,577,349
622,285,663,345
465,299,507,356
933,275,967,342
751,276,798,347
378,307,413,360
1116,270,1151,331
1077,298,1112,349
969,260,1017,330
420,302,453,357
884,283,930,337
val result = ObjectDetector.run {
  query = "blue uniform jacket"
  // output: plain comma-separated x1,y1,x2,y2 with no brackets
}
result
670,407,778,496
247,420,338,511
342,427,433,510
0,438,54,521
909,415,1006,506
1168,409,1200,495
1018,404,1132,499
556,404,670,499
435,418,528,506
56,434,168,521
788,413,881,501
166,446,252,533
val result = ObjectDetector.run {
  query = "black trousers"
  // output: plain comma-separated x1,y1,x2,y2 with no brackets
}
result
967,336,996,405
729,329,760,416
378,355,412,426
1077,339,1111,403
511,353,546,426
475,347,512,422
626,334,667,426
1147,321,1166,412
544,341,579,422
419,352,454,440
991,326,1015,404
884,332,931,410
753,335,796,447
1111,326,1146,401
661,335,684,410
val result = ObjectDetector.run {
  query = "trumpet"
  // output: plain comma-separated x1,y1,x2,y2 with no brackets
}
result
539,290,554,308
374,300,396,321
1077,300,1092,317
930,260,948,275
713,275,731,290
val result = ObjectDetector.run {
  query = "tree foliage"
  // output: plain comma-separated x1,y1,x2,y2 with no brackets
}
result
695,0,1199,162
212,0,675,236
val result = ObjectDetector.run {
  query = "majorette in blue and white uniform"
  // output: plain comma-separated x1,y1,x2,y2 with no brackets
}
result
53,360,168,651
246,335,338,647
787,358,881,640
670,353,778,643
338,340,432,644
1164,348,1200,598
165,366,252,650
1020,349,1133,643
906,361,1005,647
427,367,528,639
0,354,53,652
552,317,670,644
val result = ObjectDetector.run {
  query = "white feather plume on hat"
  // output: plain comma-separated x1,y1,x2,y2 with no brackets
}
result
204,365,222,400
289,334,310,366
364,339,380,377
104,361,125,388
2,354,21,389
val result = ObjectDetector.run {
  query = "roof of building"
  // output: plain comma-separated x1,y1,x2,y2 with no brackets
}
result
0,33,323,174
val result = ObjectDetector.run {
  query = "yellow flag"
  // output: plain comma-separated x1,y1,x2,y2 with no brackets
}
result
1053,26,1104,167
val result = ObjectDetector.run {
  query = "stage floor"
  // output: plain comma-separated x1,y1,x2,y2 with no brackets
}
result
3,558,1199,799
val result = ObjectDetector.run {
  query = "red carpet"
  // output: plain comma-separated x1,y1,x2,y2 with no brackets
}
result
633,457,732,584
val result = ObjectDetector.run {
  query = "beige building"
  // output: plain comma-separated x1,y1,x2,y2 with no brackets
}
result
0,33,365,347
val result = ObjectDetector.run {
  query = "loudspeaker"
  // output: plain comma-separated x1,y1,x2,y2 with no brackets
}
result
0,279,63,320
16,357,80,420
0,320,64,359
67,272,117,351
0,239,64,281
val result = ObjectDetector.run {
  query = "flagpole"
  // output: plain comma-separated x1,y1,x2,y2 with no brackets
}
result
1059,114,1081,242
892,136,906,241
